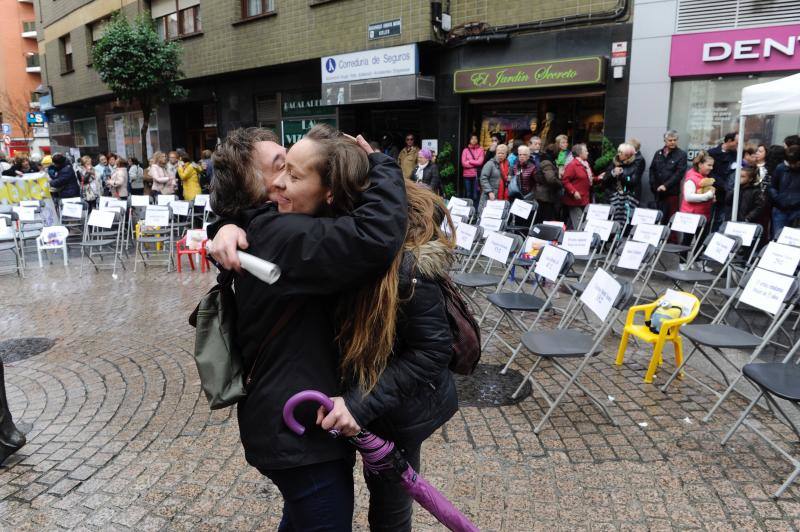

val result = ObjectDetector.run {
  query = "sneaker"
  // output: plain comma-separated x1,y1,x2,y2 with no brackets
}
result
678,264,689,271
703,265,713,273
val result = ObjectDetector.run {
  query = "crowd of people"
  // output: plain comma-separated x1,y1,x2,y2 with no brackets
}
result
459,129,800,242
0,148,216,210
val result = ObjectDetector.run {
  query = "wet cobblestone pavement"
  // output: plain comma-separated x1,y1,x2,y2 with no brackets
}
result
2,262,800,531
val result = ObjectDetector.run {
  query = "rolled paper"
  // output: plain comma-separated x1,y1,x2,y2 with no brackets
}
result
237,251,281,285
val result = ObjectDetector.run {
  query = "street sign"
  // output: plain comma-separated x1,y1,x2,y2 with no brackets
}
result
368,19,401,40
1,124,10,135
26,112,45,125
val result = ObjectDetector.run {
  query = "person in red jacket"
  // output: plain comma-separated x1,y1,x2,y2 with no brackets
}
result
561,143,603,229
461,134,485,203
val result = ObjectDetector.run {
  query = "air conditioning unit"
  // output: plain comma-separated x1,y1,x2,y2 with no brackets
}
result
322,75,436,105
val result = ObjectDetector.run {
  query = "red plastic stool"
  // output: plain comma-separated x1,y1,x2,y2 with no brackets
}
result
176,236,210,273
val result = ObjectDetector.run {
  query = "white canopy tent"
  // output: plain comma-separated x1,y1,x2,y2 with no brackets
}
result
732,73,800,221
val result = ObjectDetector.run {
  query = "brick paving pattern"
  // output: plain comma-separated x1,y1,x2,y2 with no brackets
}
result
1,264,800,530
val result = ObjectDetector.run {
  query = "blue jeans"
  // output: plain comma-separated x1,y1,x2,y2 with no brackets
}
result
260,459,355,531
772,209,800,239
463,178,478,203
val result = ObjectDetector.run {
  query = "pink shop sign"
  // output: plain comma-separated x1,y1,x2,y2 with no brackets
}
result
670,24,800,77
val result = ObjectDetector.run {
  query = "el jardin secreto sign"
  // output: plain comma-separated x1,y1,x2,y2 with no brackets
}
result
453,56,606,93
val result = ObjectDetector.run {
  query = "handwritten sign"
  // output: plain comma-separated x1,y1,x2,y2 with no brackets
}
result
88,210,115,229
451,205,471,219
482,204,506,220
534,245,569,282
671,212,701,234
131,195,150,207
583,219,614,242
739,267,795,315
193,194,209,207
20,200,40,208
704,233,736,264
61,202,83,219
561,231,592,257
633,223,664,247
144,206,170,228
481,231,514,264
580,268,622,321
777,227,800,248
617,241,649,270
662,289,697,317
448,197,468,209
585,203,611,221
108,199,127,211
157,194,176,206
480,216,503,233
13,207,36,221
509,199,533,219
455,223,478,250
631,208,659,226
758,242,800,276
171,200,190,217
724,222,757,247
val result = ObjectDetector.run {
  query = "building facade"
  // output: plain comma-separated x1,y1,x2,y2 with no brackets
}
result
36,0,633,181
626,0,800,204
0,0,47,157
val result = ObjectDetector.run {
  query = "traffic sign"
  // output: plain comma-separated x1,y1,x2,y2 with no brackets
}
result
1,123,10,135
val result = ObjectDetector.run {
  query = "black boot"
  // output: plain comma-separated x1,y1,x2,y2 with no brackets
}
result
0,359,25,465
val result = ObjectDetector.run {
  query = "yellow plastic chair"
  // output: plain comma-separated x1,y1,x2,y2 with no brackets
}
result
616,291,700,383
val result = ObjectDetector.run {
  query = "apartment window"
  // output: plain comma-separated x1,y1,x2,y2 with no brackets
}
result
26,54,40,68
60,35,73,73
30,92,40,104
22,21,36,33
86,19,109,65
255,93,280,131
73,118,99,147
152,0,202,40
242,0,276,19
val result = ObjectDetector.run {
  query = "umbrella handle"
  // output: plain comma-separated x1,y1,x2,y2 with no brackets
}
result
282,390,335,436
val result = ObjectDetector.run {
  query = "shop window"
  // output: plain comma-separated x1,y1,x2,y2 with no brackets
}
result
255,93,281,131
152,0,202,40
60,34,73,73
242,0,276,19
105,111,159,159
73,118,99,147
669,76,800,160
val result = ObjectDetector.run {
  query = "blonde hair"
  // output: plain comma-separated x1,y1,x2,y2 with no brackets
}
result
555,134,569,146
338,182,455,393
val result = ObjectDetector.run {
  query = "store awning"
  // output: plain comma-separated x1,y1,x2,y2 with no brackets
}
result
740,73,800,116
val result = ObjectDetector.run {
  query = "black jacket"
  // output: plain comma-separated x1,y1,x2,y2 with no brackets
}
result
649,147,687,196
50,164,80,198
344,241,458,448
412,163,441,194
738,182,765,223
768,167,800,212
212,153,407,471
605,157,642,200
708,145,736,200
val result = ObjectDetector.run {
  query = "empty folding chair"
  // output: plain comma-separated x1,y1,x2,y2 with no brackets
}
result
59,198,88,248
626,223,673,303
192,194,210,228
0,213,23,277
582,218,621,268
720,335,800,497
451,222,483,273
653,212,707,273
722,221,763,278
80,208,125,277
579,203,614,229
134,205,175,272
478,200,509,235
504,198,538,236
171,200,193,241
511,269,633,433
449,203,474,225
561,231,604,282
662,265,800,399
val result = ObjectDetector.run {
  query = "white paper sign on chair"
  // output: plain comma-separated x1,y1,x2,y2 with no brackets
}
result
585,204,611,221
480,216,503,233
778,227,800,248
455,223,478,250
580,268,622,321
61,202,83,219
98,197,112,209
451,205,471,219
131,195,150,207
739,267,795,315
483,203,506,220
724,222,757,247
13,207,35,221
758,242,800,276
509,199,533,219
583,219,614,242
631,208,659,226
633,223,664,247
448,197,468,209
561,231,592,257
157,194,176,206
534,245,568,282
20,200,40,208
88,210,115,229
193,194,209,207
617,241,649,270
144,206,170,227
482,231,514,264
671,212,701,234
171,200,190,217
108,199,127,211
704,233,736,264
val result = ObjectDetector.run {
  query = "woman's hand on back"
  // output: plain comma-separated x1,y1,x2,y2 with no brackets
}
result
316,396,361,437
208,224,249,272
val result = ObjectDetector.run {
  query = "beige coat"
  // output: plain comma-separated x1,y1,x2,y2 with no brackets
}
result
108,167,129,198
397,146,419,180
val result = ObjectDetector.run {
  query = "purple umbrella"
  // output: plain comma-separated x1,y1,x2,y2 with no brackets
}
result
283,390,479,532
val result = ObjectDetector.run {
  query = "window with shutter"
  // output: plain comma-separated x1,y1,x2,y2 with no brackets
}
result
152,0,202,40
256,94,281,130
677,0,800,33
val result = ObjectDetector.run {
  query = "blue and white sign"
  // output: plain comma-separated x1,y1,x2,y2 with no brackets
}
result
1,124,10,135
321,44,418,84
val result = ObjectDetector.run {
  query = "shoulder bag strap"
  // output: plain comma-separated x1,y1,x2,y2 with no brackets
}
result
245,299,304,388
